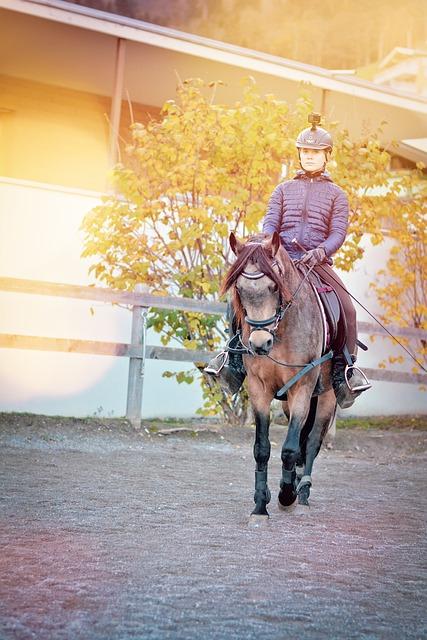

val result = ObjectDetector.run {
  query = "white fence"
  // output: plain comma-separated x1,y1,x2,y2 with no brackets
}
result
1,276,426,426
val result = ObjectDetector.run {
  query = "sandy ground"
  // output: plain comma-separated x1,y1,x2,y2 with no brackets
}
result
0,413,426,640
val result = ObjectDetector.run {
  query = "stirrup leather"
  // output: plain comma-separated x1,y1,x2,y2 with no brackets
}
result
344,365,372,392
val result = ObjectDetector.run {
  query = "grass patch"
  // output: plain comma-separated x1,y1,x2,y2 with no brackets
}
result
337,415,427,430
1,412,425,432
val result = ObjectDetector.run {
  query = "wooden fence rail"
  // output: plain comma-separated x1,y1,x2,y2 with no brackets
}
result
0,277,425,425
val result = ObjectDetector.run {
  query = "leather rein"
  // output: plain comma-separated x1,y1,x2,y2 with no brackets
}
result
229,253,334,396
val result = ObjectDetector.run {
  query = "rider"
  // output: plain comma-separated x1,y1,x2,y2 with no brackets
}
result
205,113,371,408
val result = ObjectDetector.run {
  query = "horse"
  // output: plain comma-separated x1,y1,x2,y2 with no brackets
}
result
222,231,337,520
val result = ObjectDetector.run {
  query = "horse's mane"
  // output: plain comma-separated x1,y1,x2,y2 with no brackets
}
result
221,234,294,328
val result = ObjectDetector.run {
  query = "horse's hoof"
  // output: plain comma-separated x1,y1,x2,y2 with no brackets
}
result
277,495,297,511
248,514,270,528
278,486,297,508
297,483,311,506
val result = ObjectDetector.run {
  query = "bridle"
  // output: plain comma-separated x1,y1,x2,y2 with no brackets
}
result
239,245,313,338
241,258,289,337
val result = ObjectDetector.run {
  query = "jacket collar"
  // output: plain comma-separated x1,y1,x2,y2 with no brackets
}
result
294,169,332,182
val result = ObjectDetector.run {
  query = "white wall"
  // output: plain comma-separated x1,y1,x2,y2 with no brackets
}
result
334,238,426,416
0,178,425,419
0,178,203,418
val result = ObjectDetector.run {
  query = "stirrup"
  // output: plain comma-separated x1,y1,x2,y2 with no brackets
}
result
204,351,228,376
345,365,372,393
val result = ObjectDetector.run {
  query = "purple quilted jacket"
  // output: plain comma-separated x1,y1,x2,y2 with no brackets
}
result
262,170,349,260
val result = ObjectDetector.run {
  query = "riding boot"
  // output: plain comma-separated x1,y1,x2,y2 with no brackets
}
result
204,349,246,395
204,302,247,395
332,353,371,409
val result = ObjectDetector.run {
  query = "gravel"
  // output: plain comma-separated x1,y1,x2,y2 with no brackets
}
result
0,414,426,640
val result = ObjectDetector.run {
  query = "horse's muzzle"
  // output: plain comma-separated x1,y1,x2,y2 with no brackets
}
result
249,332,274,355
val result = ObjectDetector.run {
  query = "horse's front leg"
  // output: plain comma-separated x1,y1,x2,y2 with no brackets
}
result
251,408,272,518
278,388,312,508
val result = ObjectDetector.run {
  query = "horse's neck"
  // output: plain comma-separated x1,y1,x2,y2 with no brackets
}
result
277,249,301,291
278,250,321,337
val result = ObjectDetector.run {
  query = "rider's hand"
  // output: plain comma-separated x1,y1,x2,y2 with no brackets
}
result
300,246,327,268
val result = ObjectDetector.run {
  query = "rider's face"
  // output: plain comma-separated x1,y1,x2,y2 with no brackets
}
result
300,147,326,172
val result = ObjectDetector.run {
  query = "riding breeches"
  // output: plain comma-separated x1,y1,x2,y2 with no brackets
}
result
313,264,357,355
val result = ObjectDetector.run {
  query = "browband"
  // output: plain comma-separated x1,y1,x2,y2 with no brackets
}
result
241,259,279,280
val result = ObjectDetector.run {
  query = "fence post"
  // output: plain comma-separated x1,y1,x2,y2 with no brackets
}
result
126,284,149,428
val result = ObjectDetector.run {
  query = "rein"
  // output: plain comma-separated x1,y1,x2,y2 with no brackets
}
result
227,330,332,370
243,262,315,336
229,255,333,397
226,311,333,400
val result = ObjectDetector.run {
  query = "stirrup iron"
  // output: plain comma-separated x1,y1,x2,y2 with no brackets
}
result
204,351,228,375
345,365,372,392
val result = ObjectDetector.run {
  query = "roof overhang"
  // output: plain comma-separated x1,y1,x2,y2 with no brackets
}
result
2,0,427,115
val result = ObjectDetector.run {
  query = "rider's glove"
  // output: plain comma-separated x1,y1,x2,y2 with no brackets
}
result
300,246,327,268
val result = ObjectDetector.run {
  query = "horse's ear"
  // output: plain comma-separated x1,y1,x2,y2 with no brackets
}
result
271,231,280,256
229,232,243,256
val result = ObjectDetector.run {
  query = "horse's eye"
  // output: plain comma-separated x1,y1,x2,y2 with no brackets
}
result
270,283,279,293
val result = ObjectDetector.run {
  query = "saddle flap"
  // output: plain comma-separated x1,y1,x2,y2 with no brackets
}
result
320,287,346,353
308,271,347,353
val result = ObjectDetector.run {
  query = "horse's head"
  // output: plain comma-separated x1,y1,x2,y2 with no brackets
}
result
222,232,292,355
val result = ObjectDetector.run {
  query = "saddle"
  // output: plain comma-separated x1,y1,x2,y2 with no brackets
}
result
306,268,347,355
274,266,347,401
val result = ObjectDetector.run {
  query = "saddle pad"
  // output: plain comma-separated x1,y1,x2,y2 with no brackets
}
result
311,284,329,352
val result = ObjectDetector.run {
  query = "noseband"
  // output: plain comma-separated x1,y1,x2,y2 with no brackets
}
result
244,307,289,335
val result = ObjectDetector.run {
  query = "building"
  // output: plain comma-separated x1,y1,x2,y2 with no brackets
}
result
374,46,427,98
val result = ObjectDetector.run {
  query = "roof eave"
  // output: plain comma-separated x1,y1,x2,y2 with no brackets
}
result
2,0,427,114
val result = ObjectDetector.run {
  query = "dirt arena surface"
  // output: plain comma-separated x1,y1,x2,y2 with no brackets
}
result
0,413,426,640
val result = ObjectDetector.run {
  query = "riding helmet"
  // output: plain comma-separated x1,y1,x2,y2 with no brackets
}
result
296,113,333,151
